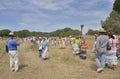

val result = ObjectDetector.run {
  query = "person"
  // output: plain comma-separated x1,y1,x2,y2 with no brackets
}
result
61,38,66,49
106,33,118,69
42,37,49,60
80,39,88,60
37,37,43,57
6,32,20,72
92,34,98,52
95,28,109,73
58,37,62,48
72,36,81,55
54,38,57,46
72,42,79,55
70,36,75,46
116,36,120,58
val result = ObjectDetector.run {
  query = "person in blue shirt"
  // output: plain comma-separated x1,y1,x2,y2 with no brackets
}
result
41,37,48,60
95,28,109,73
6,32,20,72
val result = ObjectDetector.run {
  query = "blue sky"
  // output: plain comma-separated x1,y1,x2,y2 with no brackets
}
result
0,0,114,33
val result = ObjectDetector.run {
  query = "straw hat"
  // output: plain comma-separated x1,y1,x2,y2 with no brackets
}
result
99,28,106,33
9,32,14,36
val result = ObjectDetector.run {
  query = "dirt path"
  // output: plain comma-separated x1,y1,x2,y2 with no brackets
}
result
0,41,120,79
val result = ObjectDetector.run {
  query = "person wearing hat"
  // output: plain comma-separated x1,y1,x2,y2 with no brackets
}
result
6,32,20,72
95,28,109,73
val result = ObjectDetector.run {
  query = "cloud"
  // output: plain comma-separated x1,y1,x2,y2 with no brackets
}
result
0,5,6,10
17,23,29,27
0,0,75,11
26,0,75,10
0,0,115,33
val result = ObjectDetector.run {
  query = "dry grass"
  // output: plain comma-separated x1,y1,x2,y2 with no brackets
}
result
0,36,120,79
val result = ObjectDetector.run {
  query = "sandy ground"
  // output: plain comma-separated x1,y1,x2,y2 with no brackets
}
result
0,37,120,79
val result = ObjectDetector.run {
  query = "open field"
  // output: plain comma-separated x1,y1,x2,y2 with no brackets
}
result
0,36,120,79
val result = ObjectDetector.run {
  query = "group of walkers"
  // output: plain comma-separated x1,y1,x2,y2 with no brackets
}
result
93,28,119,73
71,36,88,59
6,32,50,72
5,28,120,73
36,37,49,59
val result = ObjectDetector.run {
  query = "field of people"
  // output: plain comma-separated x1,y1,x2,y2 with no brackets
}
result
0,35,120,79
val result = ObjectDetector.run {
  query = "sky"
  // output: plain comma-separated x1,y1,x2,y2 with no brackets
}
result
0,0,114,34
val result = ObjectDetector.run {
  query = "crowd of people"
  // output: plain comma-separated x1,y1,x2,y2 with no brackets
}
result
93,28,120,73
5,28,120,73
71,36,88,59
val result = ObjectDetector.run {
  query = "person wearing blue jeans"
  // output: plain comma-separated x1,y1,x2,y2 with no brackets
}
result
95,52,106,71
95,28,109,73
39,50,42,57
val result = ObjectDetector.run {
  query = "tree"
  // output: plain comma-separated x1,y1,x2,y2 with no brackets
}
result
113,0,120,13
86,29,98,35
101,0,120,34
52,27,80,37
0,29,11,37
14,30,30,37
102,11,120,34
0,27,81,37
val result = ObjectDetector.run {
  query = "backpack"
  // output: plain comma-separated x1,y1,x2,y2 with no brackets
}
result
5,45,8,53
5,38,10,53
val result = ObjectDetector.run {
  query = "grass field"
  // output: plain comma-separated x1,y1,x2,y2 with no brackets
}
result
0,36,120,79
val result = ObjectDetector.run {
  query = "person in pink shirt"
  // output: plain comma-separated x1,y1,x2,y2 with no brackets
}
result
106,34,118,69
61,38,66,49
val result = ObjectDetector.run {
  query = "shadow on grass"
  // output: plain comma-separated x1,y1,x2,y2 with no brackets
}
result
19,64,28,71
90,64,97,71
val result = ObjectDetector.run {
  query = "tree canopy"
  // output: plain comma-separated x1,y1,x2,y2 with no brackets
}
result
86,29,98,35
101,0,120,34
113,0,120,13
0,29,11,37
0,27,80,37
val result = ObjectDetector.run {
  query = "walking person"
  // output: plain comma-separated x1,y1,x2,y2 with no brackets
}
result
6,32,20,72
116,36,120,58
37,37,43,57
42,37,49,60
58,37,62,48
92,34,98,52
106,33,118,69
72,36,80,55
95,28,109,73
61,38,66,49
80,39,88,60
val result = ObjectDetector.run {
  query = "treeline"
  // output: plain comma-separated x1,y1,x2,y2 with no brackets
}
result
101,0,120,34
0,27,81,37
86,29,98,35
86,0,120,35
